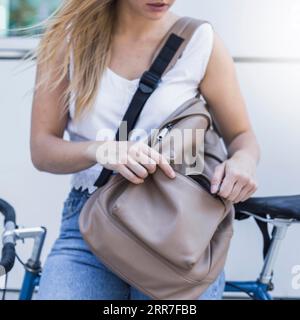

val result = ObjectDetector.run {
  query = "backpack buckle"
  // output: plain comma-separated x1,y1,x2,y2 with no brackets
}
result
138,71,161,94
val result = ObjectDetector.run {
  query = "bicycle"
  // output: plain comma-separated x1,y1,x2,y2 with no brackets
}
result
0,199,46,300
225,195,300,299
1,195,300,300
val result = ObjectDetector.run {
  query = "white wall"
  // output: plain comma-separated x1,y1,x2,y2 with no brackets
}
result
175,0,300,58
0,0,300,298
0,57,71,293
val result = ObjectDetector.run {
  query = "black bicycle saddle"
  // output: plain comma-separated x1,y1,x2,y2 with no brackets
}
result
234,195,300,221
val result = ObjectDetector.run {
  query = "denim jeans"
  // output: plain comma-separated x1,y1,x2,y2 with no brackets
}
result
36,187,226,300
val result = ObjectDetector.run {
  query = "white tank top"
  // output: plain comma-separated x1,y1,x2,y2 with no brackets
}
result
66,22,214,193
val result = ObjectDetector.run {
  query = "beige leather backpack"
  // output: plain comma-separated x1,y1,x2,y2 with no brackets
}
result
79,17,235,300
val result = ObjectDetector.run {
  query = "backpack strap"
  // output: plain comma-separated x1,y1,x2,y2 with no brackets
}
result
155,17,210,75
94,17,209,188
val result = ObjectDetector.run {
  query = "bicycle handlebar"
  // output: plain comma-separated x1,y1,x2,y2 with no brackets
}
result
0,243,15,275
0,198,16,225
0,198,16,275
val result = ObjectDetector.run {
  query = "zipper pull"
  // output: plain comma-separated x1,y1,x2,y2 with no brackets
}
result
157,123,173,142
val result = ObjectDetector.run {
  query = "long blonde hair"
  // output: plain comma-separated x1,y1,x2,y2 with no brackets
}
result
27,0,117,120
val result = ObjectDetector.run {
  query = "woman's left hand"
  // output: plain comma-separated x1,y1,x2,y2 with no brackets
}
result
210,152,258,203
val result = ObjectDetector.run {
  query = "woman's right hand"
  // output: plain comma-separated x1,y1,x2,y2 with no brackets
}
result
89,140,176,184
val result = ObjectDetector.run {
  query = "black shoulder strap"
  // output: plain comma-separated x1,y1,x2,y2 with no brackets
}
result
94,33,184,188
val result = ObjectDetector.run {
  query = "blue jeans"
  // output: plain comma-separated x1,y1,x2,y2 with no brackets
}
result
36,187,226,300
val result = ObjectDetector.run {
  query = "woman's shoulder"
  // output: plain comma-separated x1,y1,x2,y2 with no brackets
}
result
172,17,215,82
186,17,214,47
179,17,214,62
179,15,214,35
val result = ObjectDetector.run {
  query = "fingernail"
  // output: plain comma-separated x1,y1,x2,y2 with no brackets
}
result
211,184,218,193
170,171,176,178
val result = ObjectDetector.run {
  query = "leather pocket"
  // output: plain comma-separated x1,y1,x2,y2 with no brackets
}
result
111,169,227,272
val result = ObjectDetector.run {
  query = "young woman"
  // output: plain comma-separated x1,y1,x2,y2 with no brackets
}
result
31,0,260,300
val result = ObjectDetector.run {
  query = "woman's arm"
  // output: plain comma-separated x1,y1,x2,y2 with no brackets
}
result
30,44,99,174
199,30,260,203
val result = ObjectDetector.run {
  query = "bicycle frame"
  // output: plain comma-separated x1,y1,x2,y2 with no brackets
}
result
225,281,272,300
19,269,41,300
224,213,300,300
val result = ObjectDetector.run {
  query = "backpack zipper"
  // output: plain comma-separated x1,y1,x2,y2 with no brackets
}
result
156,122,173,142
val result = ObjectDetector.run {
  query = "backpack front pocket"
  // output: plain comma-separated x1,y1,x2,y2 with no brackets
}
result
111,169,227,272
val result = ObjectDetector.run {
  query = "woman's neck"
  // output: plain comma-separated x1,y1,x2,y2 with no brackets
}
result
114,3,180,42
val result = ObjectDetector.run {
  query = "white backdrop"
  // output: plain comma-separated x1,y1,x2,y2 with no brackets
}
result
0,0,300,298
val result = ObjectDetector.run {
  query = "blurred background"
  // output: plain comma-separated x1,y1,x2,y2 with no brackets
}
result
0,0,300,299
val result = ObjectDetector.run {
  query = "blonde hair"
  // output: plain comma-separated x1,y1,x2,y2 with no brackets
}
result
24,0,117,120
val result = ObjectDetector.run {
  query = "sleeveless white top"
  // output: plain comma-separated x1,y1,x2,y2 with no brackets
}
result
66,22,214,193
